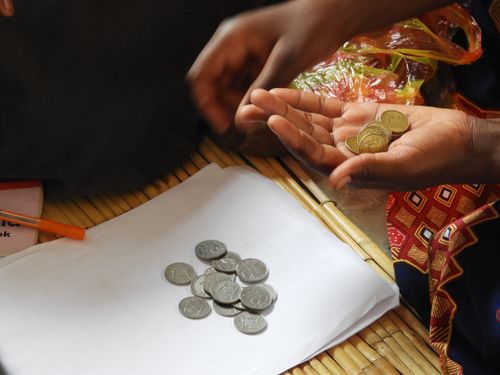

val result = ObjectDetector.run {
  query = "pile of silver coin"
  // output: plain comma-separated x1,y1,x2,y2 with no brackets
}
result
165,240,276,335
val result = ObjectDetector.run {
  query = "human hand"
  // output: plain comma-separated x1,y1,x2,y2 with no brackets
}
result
0,0,14,16
187,0,348,137
242,88,498,191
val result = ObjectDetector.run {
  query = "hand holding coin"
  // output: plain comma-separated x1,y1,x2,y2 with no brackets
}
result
240,88,480,191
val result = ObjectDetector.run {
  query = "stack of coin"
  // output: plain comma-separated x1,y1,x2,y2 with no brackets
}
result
165,240,276,335
345,110,409,155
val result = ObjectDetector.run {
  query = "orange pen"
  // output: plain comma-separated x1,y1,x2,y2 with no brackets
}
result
0,208,85,240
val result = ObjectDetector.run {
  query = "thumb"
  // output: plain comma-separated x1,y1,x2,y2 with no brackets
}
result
329,152,407,191
236,39,308,132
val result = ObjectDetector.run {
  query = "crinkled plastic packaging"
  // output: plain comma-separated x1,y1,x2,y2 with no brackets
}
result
292,4,482,105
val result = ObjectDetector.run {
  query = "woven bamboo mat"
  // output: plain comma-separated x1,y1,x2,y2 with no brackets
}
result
40,137,441,375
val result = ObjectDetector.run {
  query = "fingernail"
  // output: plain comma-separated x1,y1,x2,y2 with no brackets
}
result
335,176,351,190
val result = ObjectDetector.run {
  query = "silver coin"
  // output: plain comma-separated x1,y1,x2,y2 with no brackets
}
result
164,262,196,285
234,312,267,334
240,284,273,310
211,279,241,304
190,275,211,299
204,266,217,276
211,251,241,273
178,296,211,319
260,283,278,302
233,301,248,311
195,240,227,260
236,258,269,283
202,272,233,295
213,301,241,317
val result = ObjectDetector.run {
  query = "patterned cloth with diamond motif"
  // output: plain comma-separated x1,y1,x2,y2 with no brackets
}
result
387,184,500,375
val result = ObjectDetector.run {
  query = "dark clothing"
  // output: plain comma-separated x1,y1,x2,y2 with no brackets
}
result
452,0,500,109
0,0,257,197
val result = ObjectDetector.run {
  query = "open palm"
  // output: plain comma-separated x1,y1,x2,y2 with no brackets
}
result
240,88,479,191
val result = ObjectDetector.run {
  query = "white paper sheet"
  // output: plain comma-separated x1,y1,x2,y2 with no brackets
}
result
0,164,398,375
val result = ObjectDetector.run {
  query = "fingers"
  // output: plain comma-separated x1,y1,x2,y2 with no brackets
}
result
267,114,347,175
329,151,407,190
0,0,14,16
250,88,333,145
269,88,345,119
187,20,253,135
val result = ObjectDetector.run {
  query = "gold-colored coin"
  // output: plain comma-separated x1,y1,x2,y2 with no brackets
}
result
362,121,392,143
379,110,409,135
345,136,359,154
357,126,389,153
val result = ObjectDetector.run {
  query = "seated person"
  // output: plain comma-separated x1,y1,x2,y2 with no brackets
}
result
0,0,265,198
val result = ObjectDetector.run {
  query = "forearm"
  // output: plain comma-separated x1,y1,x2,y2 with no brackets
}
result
327,0,456,42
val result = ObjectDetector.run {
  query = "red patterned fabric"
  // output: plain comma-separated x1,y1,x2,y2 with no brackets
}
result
387,184,500,273
387,184,500,374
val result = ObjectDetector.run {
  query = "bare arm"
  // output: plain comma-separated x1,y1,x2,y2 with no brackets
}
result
187,0,455,139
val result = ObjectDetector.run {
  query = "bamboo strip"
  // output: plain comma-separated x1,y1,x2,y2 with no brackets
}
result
367,321,427,375
360,365,384,375
189,152,209,169
173,166,191,182
359,327,412,375
52,201,87,228
98,194,130,216
152,178,170,194
115,192,143,209
132,190,149,205
42,201,73,226
395,305,431,345
182,158,202,176
348,336,398,375
163,173,181,188
379,314,439,374
388,311,440,370
327,346,362,375
198,141,225,167
372,358,398,375
71,197,107,225
302,364,320,375
40,201,75,240
309,358,335,375
56,199,94,228
87,196,116,221
379,311,440,375
108,194,133,212
292,369,307,375
141,184,161,200
317,353,348,375
383,336,427,375
348,335,381,363
281,156,395,279
340,341,371,370
203,137,239,167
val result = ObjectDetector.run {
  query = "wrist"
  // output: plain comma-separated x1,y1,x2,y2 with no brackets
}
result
468,116,500,183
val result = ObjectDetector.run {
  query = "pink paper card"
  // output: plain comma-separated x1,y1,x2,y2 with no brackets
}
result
0,181,43,256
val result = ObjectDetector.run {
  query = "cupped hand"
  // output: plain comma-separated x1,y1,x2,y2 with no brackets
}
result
241,88,489,191
0,0,14,16
187,0,348,137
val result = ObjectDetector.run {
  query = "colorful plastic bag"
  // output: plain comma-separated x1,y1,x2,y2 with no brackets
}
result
292,4,482,105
